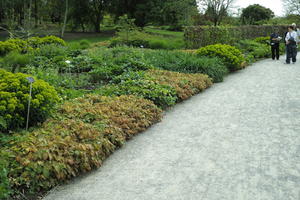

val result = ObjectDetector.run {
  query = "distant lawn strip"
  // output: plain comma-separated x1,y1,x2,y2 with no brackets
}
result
144,27,184,38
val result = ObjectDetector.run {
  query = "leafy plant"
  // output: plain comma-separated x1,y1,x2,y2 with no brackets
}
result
0,151,11,199
146,70,213,101
4,95,162,195
0,51,31,73
89,46,153,82
0,69,60,131
196,44,245,71
144,50,228,82
97,79,177,108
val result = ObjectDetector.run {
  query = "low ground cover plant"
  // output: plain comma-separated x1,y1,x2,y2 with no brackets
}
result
144,50,228,83
89,46,153,82
0,95,162,197
234,39,270,62
97,69,212,108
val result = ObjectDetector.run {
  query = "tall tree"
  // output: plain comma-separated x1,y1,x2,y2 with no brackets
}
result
284,0,300,15
198,0,235,26
241,4,274,25
89,0,110,32
61,0,68,37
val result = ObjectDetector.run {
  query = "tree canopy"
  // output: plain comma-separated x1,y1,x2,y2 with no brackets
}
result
241,4,275,25
0,0,199,34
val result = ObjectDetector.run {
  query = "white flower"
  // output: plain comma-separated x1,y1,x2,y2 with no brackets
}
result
65,60,71,64
140,45,144,48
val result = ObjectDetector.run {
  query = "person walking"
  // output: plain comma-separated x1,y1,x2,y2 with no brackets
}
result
270,29,281,60
285,26,298,64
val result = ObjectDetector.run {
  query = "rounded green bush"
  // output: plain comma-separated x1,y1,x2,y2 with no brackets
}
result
0,69,60,131
39,36,66,46
196,44,245,71
254,36,270,45
0,41,21,56
79,40,91,49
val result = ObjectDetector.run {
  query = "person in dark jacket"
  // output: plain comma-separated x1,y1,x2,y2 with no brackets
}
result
270,28,281,60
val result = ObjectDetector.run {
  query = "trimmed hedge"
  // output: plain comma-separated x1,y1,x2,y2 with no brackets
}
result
2,95,162,196
0,69,59,131
196,44,245,71
184,25,287,48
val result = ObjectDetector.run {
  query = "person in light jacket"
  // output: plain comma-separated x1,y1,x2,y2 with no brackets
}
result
285,26,298,64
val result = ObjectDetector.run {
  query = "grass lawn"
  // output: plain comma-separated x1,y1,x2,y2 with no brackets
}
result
63,32,114,44
144,27,184,38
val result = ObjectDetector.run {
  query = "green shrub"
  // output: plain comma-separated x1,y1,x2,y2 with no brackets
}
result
27,37,43,48
0,51,31,72
39,36,66,46
27,36,66,48
254,36,270,45
234,40,270,61
144,50,228,82
100,69,212,106
146,69,213,101
5,38,33,54
0,36,66,57
97,79,177,108
0,41,21,56
0,69,60,131
79,40,91,49
196,44,245,71
5,95,162,195
89,46,153,82
33,44,68,59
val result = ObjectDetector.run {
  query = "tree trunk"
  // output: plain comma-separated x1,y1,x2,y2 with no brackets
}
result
94,16,101,33
34,0,38,28
61,0,68,38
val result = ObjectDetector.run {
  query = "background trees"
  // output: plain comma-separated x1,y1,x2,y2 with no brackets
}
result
197,0,235,26
284,0,300,15
241,4,275,25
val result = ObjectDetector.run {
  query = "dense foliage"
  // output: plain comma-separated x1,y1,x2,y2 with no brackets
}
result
144,50,228,82
196,44,245,71
97,69,212,108
0,36,66,56
1,95,162,196
241,4,275,25
0,69,59,132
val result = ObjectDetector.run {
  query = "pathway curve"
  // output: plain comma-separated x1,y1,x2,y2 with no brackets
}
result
44,58,300,200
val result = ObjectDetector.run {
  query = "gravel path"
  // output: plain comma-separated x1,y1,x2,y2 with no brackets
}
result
44,58,300,200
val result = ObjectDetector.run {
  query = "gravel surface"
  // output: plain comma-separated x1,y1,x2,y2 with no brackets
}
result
44,58,300,200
